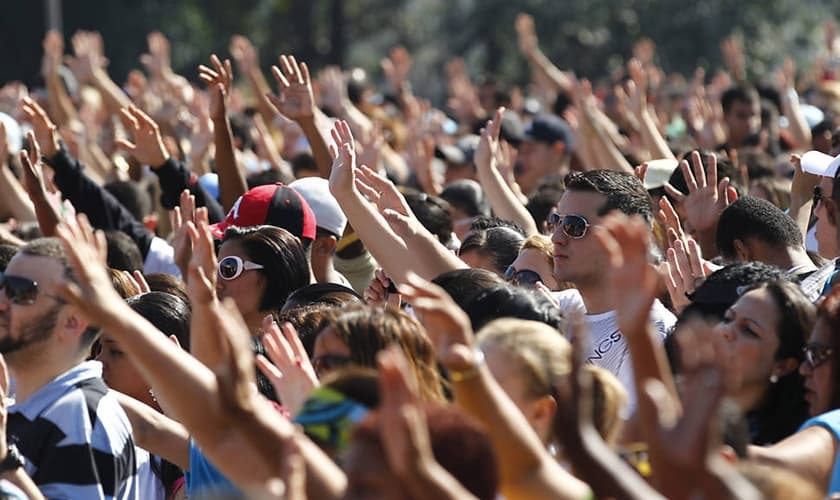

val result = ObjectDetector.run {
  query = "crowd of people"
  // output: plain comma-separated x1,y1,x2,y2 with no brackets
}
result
0,11,838,500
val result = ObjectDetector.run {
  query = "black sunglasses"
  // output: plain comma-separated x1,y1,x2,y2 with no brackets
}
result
504,266,543,287
0,274,61,306
803,343,834,369
547,213,591,239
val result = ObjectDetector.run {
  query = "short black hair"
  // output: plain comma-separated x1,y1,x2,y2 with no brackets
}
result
104,181,152,222
432,269,504,311
526,185,565,232
563,170,653,223
247,169,293,190
283,283,363,311
0,244,19,273
721,86,759,115
126,292,191,352
468,216,526,237
144,273,190,311
105,231,144,272
715,197,803,261
464,284,563,332
440,180,489,218
290,153,319,178
404,191,453,247
459,227,525,276
222,225,310,312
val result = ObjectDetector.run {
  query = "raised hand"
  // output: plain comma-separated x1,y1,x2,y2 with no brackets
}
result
140,31,173,79
198,54,233,122
171,190,197,280
41,30,64,78
626,58,648,117
363,268,402,307
55,214,124,329
664,151,736,234
20,96,60,158
229,35,259,76
514,13,539,56
117,105,170,167
185,207,216,306
399,273,477,373
19,130,50,201
593,213,659,333
317,66,348,113
474,107,504,172
66,30,108,84
327,120,358,198
255,317,318,416
380,46,413,91
267,55,315,123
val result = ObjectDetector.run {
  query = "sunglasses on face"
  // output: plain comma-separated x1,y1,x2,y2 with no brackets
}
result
504,266,543,287
803,343,834,369
547,213,591,239
217,256,265,281
311,354,353,375
0,273,59,306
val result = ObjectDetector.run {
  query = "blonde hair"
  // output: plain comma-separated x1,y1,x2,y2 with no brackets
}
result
584,365,628,446
476,318,569,399
520,234,576,291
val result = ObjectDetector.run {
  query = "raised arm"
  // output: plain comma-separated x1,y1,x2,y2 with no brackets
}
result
474,107,539,236
267,55,332,179
0,123,36,223
776,59,812,151
400,274,591,500
113,392,190,470
229,35,276,130
66,31,133,116
627,59,676,162
328,121,464,283
41,31,78,128
515,13,573,94
198,54,247,211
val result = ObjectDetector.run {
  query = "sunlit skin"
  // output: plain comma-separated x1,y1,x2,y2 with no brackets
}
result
97,334,157,409
714,288,784,412
516,140,564,195
723,99,760,148
814,176,839,259
551,191,609,291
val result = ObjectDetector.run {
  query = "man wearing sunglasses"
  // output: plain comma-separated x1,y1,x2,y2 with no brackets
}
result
1,239,137,498
551,170,676,414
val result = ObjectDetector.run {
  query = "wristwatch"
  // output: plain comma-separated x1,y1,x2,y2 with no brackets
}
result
0,444,24,474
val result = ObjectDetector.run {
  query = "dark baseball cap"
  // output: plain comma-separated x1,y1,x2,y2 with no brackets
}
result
209,183,317,241
523,114,573,147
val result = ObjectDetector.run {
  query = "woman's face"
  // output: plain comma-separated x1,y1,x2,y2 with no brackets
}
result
312,326,353,378
800,317,835,416
483,343,554,443
510,248,559,290
216,240,268,322
97,334,150,403
714,288,781,409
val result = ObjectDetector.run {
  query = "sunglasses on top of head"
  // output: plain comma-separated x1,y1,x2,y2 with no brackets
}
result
217,256,265,281
547,213,591,239
0,273,62,305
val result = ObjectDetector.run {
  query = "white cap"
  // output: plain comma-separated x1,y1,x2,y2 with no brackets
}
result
289,177,347,238
642,158,679,190
801,151,840,178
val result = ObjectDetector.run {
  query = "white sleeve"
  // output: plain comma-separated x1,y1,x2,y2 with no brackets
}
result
143,236,182,278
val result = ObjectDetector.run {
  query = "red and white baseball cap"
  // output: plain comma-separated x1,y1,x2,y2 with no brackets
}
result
209,183,317,241
801,151,840,178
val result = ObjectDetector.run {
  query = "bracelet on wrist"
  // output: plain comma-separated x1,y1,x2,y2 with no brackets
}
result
447,349,485,382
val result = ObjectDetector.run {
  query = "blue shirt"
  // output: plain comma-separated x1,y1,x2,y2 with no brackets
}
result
185,440,238,497
799,409,840,494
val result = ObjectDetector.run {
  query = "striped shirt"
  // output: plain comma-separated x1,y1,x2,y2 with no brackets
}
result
7,361,138,499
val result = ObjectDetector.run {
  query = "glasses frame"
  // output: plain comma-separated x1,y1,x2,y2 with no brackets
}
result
803,343,834,369
0,273,62,306
547,213,592,239
217,256,265,281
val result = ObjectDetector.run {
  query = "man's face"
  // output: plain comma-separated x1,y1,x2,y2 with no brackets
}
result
551,190,609,287
0,254,66,364
724,99,760,147
516,140,562,194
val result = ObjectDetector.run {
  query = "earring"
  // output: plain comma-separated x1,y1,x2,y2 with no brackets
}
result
769,374,779,384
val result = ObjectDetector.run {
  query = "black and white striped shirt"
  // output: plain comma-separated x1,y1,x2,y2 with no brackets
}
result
7,361,138,499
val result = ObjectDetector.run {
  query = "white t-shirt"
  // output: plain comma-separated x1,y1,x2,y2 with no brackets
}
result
553,289,676,416
136,447,166,500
